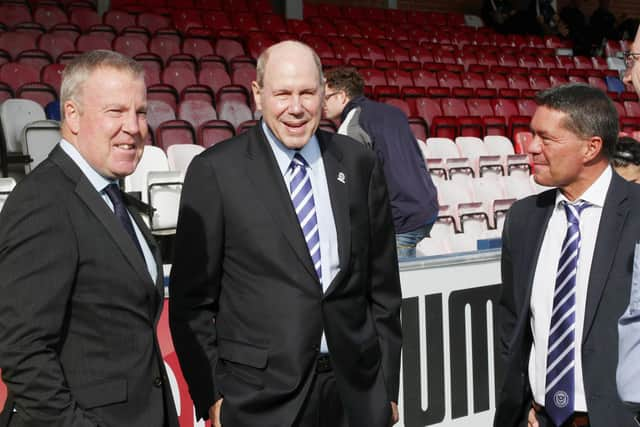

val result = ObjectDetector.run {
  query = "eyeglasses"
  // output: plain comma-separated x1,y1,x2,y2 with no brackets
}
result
623,51,640,68
325,92,340,101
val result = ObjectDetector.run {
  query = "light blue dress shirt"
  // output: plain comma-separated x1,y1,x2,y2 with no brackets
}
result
60,139,158,283
262,122,340,353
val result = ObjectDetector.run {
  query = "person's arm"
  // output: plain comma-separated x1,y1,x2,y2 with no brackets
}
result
617,245,640,409
169,155,225,420
366,155,403,406
0,183,98,426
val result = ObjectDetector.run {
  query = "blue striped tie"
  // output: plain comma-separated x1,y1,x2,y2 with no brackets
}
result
545,200,590,426
288,153,322,280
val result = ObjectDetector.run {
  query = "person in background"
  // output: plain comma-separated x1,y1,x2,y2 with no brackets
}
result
169,41,402,427
494,83,640,427
0,50,178,426
323,67,438,258
623,26,640,98
612,136,640,182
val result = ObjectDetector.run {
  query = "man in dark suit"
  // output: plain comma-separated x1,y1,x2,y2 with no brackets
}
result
494,83,640,427
169,40,402,427
0,50,178,426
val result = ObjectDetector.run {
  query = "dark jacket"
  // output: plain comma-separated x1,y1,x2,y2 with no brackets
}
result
341,96,438,234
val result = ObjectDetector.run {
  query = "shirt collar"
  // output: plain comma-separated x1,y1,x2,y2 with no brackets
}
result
261,120,321,176
555,165,612,209
60,139,116,192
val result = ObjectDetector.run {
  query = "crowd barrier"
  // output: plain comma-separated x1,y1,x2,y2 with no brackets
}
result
0,249,502,426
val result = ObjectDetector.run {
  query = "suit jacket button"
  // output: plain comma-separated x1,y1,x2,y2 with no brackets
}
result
153,376,162,387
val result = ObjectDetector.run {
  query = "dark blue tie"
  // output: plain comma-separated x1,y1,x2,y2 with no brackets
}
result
288,153,322,280
104,183,144,257
545,200,590,426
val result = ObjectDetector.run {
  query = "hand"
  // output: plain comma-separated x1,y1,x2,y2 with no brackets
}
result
209,398,223,427
389,401,399,426
528,407,539,427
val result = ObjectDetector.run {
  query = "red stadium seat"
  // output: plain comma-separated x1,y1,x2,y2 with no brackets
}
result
360,68,387,88
137,12,171,34
16,49,52,74
385,69,413,88
162,64,197,95
103,9,136,33
484,72,509,90
437,70,463,90
231,65,256,94
462,72,485,91
148,35,180,66
40,63,65,93
146,99,176,132
69,8,101,33
198,119,235,148
216,38,246,62
360,43,386,62
466,98,494,117
155,119,196,151
112,35,147,58
0,62,40,92
508,74,530,91
76,33,111,51
178,99,217,130
411,69,438,89
16,82,57,107
33,5,69,31
0,32,38,60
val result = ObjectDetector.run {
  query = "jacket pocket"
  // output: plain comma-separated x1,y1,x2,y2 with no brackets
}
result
218,338,268,369
76,378,127,409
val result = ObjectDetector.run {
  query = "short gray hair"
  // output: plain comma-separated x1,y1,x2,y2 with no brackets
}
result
255,40,323,88
60,50,145,121
535,83,619,158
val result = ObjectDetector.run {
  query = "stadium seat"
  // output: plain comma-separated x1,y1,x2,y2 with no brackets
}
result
112,35,147,58
0,176,16,212
137,12,171,34
437,70,462,90
149,35,181,65
0,3,32,27
0,32,38,60
484,72,509,90
69,8,101,33
16,82,57,108
197,119,235,148
0,63,40,93
0,99,46,176
167,143,204,172
516,98,537,116
162,64,198,95
147,84,180,112
76,33,112,51
154,119,196,151
178,99,217,130
146,99,176,132
34,5,69,31
216,38,246,62
20,119,60,173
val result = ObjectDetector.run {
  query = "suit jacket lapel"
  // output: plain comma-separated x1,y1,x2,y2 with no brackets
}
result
244,126,321,286
126,197,165,303
49,146,157,288
583,173,629,341
520,190,556,321
318,132,351,296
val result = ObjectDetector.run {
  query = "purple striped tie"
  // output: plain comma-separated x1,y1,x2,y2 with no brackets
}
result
544,200,590,426
288,153,322,280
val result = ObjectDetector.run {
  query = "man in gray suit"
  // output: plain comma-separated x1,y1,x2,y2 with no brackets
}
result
0,50,178,426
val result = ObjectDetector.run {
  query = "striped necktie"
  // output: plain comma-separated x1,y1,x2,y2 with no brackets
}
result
288,153,322,281
545,200,590,426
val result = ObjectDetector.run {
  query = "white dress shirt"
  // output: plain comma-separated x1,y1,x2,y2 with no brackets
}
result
60,139,157,283
529,166,612,411
262,122,340,353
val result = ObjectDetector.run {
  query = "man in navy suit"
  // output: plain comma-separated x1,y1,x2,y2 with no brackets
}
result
494,83,640,427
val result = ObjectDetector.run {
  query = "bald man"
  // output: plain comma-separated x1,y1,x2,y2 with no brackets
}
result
169,41,402,427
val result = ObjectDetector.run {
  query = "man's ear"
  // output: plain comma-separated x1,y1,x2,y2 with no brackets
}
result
584,135,604,163
251,81,262,112
63,100,80,134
